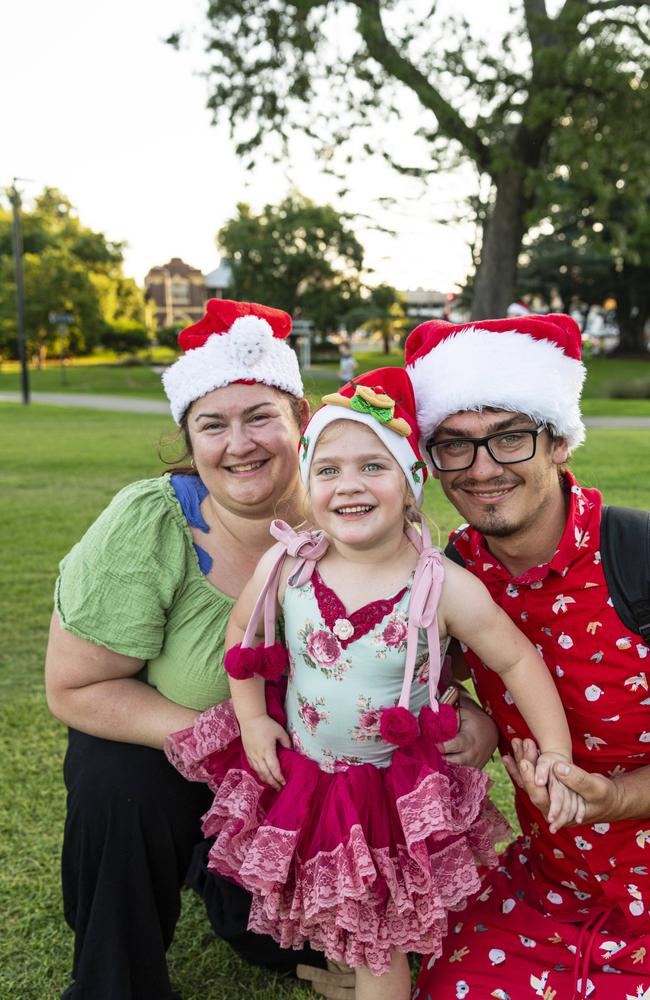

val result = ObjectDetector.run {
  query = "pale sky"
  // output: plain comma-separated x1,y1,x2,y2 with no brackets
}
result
4,0,515,293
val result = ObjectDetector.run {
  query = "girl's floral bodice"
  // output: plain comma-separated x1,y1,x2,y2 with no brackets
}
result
283,568,448,770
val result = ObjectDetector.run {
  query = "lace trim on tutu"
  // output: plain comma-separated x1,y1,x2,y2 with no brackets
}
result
243,822,501,975
164,703,240,790
197,758,508,975
165,698,511,976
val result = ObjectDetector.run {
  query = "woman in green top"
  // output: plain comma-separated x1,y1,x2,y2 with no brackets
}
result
45,298,498,1000
44,299,333,1000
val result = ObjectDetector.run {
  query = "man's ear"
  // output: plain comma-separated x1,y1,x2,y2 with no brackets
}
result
551,436,570,466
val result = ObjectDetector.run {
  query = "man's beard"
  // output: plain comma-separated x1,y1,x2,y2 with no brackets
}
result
446,474,527,538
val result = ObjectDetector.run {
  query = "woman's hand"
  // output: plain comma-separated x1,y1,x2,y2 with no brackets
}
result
441,694,499,768
239,714,291,790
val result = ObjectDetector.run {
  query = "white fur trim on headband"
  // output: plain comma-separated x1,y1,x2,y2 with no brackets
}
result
299,406,424,503
407,327,586,458
162,329,303,423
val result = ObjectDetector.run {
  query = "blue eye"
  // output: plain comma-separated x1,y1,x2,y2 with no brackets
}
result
364,462,383,472
316,466,337,476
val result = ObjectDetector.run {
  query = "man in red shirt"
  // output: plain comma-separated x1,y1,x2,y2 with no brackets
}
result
407,314,650,999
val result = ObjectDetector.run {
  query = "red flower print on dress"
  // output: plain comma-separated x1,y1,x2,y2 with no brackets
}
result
289,727,305,755
306,629,341,666
382,615,408,648
351,695,383,742
358,709,381,731
320,748,363,772
297,694,330,735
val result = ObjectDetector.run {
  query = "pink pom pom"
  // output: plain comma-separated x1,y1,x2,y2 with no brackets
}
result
224,644,262,680
419,703,459,743
259,642,288,680
379,705,419,747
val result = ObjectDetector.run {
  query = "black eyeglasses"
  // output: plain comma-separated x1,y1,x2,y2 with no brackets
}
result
426,426,545,472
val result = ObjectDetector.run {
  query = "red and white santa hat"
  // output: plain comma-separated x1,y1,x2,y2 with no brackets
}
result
405,313,587,456
162,299,303,423
299,367,428,503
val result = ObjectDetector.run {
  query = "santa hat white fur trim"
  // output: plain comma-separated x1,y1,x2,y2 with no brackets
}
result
162,325,303,423
300,406,424,504
407,327,586,460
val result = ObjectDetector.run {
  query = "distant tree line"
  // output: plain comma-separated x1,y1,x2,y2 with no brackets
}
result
0,188,148,361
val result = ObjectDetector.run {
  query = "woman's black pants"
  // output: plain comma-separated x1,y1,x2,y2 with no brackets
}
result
60,728,324,1000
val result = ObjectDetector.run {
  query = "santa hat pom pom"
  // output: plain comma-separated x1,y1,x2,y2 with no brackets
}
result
227,315,274,366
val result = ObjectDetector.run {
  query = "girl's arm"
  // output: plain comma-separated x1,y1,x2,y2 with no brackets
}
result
439,559,581,831
225,544,291,790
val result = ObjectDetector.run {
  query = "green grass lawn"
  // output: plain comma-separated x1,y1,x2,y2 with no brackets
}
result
1,403,649,999
3,354,650,416
0,361,168,398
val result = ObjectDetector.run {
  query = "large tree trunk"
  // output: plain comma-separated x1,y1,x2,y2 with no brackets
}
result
614,270,650,354
471,168,528,321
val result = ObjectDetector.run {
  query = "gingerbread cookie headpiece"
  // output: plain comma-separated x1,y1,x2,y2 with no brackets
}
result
299,366,428,502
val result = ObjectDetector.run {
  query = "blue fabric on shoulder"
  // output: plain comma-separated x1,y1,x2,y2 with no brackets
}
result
170,474,212,575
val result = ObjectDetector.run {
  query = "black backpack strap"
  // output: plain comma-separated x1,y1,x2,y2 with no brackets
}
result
444,527,467,568
600,505,650,641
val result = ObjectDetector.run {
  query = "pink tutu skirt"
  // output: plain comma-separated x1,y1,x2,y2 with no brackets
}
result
165,681,509,975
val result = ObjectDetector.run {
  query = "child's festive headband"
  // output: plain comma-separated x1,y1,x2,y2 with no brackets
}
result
299,367,428,503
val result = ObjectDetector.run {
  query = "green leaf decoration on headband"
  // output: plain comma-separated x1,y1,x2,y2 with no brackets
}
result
350,393,394,424
299,434,309,460
411,460,427,483
320,385,411,436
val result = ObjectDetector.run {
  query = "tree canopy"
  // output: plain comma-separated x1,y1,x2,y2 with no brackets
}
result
519,31,650,351
217,194,366,332
183,0,649,318
0,188,147,359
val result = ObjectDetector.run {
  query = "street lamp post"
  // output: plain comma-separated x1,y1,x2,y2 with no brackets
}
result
9,181,30,405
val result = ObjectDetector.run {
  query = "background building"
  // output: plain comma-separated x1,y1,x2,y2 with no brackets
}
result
144,258,207,329
204,259,233,300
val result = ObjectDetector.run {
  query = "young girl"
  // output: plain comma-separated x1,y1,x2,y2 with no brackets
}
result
166,368,583,1000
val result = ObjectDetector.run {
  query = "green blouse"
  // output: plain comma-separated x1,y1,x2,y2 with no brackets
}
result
55,476,234,711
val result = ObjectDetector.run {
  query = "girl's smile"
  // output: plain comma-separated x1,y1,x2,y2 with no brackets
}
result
309,422,408,550
333,504,375,518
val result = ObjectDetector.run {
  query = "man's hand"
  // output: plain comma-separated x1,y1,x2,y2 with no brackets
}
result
503,738,624,826
296,959,355,999
533,750,586,833
441,695,499,768
550,759,625,825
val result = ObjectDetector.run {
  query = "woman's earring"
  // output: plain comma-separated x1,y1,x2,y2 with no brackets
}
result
190,457,195,467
